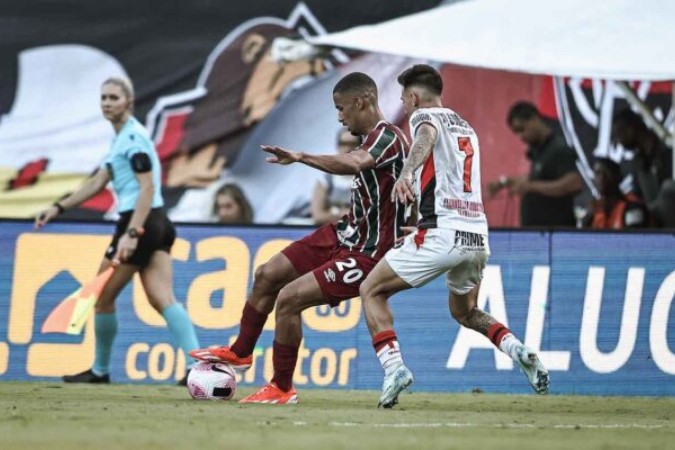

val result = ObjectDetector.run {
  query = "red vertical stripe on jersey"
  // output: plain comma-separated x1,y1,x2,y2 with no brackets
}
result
420,152,436,194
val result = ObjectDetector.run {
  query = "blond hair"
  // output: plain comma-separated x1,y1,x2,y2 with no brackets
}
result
102,77,135,111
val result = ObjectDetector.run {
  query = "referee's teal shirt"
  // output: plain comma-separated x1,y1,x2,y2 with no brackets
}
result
101,117,164,213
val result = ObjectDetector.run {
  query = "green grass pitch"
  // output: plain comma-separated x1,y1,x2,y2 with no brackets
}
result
1,382,673,450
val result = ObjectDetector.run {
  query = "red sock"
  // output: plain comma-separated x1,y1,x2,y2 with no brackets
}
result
230,303,268,357
487,323,512,348
372,329,398,352
373,330,403,375
271,341,299,392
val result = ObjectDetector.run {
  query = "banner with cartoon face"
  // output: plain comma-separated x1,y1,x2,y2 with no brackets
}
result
0,0,440,221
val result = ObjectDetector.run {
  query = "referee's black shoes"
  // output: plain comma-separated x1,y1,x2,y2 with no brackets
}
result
62,368,110,384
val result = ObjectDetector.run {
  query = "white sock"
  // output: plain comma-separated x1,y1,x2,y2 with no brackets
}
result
498,333,523,361
377,340,403,376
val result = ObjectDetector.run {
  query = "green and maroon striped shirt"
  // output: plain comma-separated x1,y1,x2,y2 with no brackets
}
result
335,121,409,258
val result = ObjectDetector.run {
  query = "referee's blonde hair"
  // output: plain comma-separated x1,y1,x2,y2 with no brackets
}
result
102,77,135,110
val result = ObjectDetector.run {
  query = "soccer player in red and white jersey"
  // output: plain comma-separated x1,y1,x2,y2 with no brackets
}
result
190,72,409,404
359,65,549,408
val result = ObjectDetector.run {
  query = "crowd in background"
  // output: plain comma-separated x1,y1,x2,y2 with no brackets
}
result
214,102,674,230
486,101,674,230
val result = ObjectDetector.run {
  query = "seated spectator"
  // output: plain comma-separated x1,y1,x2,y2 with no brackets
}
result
488,101,583,227
213,183,253,224
611,108,673,207
310,128,360,225
584,158,648,229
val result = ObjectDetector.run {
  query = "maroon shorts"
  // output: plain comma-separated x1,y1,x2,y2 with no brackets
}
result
281,223,379,306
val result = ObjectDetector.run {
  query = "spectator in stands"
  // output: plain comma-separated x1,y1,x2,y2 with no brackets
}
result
213,183,253,224
611,108,673,208
488,101,583,227
583,158,648,229
311,128,360,225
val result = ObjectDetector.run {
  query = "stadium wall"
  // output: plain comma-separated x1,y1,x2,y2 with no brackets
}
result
0,220,673,396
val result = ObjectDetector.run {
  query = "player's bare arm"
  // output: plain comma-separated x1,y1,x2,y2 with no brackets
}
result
261,144,375,175
392,123,437,203
35,168,111,229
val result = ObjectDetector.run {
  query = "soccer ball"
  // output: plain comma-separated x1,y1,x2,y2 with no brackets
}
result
186,361,237,401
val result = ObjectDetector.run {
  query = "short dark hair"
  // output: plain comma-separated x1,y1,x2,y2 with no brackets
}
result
507,101,540,123
397,64,443,95
612,108,647,134
333,72,378,98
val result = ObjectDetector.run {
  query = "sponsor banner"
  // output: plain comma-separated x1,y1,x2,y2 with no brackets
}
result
0,221,673,395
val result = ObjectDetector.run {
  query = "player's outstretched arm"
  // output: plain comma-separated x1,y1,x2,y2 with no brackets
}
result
35,168,111,229
261,145,303,165
261,145,374,175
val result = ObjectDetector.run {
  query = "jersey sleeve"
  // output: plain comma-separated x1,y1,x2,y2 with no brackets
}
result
100,153,112,170
123,133,152,159
408,110,436,138
361,126,402,168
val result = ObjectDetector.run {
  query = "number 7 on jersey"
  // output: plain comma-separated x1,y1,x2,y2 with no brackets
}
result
457,136,474,193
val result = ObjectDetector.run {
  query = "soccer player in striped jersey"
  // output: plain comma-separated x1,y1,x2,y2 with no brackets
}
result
190,72,410,404
359,65,550,408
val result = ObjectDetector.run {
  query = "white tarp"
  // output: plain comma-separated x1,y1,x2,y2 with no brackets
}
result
309,0,675,81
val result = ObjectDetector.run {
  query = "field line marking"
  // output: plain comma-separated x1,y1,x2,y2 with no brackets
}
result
324,422,664,430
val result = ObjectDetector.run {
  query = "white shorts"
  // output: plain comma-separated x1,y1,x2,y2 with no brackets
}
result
385,228,490,295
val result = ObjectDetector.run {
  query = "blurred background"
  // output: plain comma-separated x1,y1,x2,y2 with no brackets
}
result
1,0,671,229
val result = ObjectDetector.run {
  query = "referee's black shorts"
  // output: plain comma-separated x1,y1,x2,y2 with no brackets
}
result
104,208,176,268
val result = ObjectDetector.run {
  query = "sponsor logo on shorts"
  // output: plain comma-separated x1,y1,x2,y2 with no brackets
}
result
324,268,336,283
454,231,485,248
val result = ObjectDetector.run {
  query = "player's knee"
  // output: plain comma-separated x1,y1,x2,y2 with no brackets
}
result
254,262,276,287
359,277,379,301
275,286,299,317
95,301,115,314
358,279,372,300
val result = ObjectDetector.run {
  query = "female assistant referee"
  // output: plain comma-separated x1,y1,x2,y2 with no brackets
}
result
35,77,200,385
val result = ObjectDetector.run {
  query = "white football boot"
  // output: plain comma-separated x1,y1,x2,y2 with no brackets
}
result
515,345,550,394
378,365,414,408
